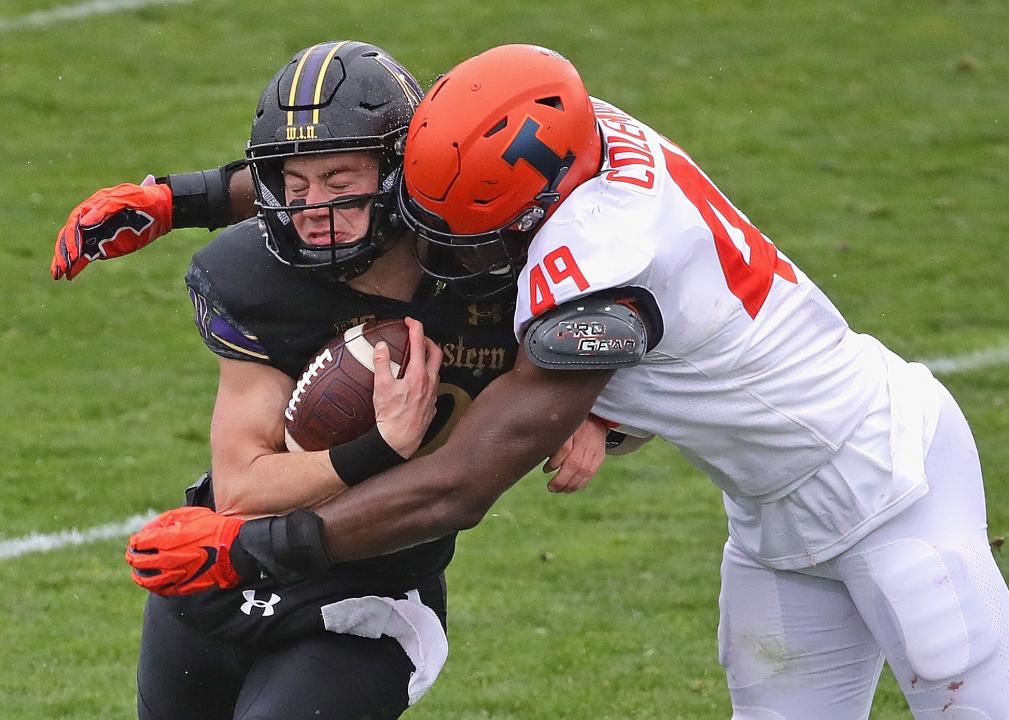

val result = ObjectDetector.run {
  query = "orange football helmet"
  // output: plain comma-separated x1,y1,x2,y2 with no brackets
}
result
397,44,602,297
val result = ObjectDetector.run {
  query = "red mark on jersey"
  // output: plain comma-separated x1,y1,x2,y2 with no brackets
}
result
661,143,796,318
599,118,646,142
594,101,656,190
529,264,554,316
605,138,656,189
528,245,589,316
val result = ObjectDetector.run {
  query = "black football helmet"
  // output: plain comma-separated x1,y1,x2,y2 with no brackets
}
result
247,41,423,279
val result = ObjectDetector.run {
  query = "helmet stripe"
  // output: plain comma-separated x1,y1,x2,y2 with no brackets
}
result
312,41,348,124
374,55,423,109
293,49,328,125
286,43,321,126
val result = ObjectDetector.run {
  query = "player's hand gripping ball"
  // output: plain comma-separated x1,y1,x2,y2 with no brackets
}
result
284,319,411,451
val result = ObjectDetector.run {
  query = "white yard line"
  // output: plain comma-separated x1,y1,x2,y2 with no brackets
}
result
922,343,1009,376
0,0,193,32
1,344,1006,561
0,510,158,559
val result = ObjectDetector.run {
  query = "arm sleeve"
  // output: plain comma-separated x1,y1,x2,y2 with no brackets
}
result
159,160,247,230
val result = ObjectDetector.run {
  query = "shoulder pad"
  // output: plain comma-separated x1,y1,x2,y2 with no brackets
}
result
524,296,647,370
185,258,270,363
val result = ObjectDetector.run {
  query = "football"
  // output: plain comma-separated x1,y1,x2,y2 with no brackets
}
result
284,319,411,452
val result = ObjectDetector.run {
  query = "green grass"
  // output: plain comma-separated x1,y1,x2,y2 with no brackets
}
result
1,1,1007,717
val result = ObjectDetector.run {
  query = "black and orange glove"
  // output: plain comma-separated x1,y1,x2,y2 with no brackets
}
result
51,179,173,280
126,507,244,596
127,506,332,596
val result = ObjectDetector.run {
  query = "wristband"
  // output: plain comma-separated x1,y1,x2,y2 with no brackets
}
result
328,425,406,486
158,159,246,230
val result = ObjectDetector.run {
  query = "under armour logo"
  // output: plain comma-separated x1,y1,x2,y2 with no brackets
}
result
467,303,504,326
240,590,281,617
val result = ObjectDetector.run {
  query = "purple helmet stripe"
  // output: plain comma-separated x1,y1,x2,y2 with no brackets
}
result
294,45,330,125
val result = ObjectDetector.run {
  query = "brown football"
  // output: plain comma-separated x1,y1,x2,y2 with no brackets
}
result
284,319,410,452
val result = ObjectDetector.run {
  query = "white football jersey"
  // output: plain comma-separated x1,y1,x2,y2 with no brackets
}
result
514,99,942,567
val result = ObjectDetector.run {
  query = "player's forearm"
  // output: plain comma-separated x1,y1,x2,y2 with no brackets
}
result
214,449,346,517
226,165,256,222
313,361,614,560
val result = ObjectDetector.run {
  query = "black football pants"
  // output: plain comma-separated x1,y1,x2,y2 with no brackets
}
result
136,594,414,720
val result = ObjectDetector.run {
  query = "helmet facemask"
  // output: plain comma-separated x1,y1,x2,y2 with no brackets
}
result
248,145,401,281
397,173,555,299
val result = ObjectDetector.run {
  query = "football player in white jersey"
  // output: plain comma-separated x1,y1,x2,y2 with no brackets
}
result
127,44,1009,718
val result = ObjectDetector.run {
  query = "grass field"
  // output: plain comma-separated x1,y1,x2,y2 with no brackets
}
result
1,1,1007,718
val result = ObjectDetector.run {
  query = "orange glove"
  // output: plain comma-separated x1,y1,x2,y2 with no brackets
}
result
126,507,244,596
51,180,173,280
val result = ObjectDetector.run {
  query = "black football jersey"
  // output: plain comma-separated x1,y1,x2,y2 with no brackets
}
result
181,220,518,636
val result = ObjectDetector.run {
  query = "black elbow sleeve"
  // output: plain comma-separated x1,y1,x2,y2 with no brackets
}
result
160,159,246,230
230,508,331,584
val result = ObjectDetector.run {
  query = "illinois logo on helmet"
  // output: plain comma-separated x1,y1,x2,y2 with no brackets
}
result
396,44,602,298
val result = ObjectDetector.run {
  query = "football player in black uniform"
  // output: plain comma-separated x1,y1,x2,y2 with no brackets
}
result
135,41,469,720
60,40,535,720
51,40,612,720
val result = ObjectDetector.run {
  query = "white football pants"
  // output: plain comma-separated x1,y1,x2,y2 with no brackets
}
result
718,386,1009,719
